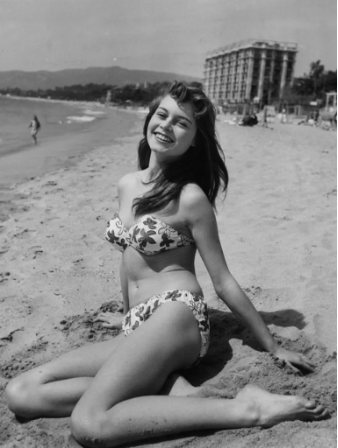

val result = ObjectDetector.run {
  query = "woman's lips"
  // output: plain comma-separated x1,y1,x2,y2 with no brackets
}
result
154,132,174,143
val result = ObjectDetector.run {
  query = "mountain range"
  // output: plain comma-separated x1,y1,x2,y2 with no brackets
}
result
0,66,202,91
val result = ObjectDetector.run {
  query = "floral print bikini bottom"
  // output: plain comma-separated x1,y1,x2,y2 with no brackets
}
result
122,290,210,359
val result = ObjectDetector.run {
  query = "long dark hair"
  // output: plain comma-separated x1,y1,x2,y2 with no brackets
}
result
133,81,229,217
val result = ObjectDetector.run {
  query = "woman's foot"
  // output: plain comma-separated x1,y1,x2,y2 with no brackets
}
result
235,384,329,428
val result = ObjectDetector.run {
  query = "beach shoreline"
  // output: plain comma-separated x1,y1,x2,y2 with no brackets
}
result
0,97,143,191
0,117,336,447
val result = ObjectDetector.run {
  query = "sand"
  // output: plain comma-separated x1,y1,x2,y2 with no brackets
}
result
0,114,336,448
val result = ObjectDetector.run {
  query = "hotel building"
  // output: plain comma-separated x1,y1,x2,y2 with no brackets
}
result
204,39,298,104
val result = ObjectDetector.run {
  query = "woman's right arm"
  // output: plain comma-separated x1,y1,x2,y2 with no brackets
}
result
94,176,131,329
182,184,316,374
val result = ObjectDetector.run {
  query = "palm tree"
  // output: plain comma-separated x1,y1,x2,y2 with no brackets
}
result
309,60,325,96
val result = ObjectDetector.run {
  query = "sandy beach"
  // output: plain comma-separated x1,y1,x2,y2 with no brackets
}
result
0,112,336,447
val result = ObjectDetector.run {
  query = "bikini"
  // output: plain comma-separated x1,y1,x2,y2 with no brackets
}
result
105,213,210,358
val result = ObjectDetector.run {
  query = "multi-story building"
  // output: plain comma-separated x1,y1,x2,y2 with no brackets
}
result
204,39,297,105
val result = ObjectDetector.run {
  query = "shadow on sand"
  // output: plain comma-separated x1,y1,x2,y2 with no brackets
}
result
185,307,308,385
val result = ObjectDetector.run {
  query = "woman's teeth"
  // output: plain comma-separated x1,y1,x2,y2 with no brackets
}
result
155,133,173,143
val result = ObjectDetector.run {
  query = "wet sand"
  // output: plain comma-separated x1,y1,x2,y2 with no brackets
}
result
0,115,336,447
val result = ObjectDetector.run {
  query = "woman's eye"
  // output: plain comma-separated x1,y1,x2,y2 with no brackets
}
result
157,113,166,118
178,121,187,128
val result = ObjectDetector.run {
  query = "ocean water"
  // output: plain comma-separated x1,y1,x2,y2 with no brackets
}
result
0,95,106,157
0,95,138,189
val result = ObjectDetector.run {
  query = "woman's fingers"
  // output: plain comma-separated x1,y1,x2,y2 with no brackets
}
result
93,312,122,329
93,315,109,323
286,361,302,375
301,356,316,368
94,312,116,322
299,361,315,372
294,354,316,372
94,318,118,328
286,358,316,374
100,322,114,329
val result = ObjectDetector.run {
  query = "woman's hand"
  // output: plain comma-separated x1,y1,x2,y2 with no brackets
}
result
94,312,123,330
272,346,316,374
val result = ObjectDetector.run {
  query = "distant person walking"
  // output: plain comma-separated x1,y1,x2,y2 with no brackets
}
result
262,105,268,128
28,115,41,144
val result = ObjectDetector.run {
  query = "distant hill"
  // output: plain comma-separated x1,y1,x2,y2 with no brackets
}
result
0,66,202,90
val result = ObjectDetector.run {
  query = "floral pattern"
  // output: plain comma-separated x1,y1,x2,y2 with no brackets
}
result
105,213,130,251
122,290,210,358
105,214,194,255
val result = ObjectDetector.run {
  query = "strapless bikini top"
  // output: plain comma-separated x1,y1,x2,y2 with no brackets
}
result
105,213,195,255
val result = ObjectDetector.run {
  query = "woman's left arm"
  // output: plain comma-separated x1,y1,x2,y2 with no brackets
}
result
183,186,315,374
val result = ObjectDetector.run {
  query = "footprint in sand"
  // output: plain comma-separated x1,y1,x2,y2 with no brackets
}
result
12,228,36,239
0,272,10,283
24,246,44,260
80,233,104,249
58,300,123,345
324,188,337,197
244,285,262,296
0,246,10,255
43,181,58,187
1,339,49,379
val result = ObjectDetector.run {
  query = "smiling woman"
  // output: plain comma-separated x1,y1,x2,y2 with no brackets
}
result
5,81,329,448
146,96,197,159
134,82,228,219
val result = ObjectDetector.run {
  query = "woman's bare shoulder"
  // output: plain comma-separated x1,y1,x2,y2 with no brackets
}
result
180,184,211,208
117,171,141,191
180,184,214,223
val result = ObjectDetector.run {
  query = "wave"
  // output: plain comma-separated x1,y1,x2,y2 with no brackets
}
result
66,116,96,123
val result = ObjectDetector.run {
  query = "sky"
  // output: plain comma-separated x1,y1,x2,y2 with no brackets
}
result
0,0,336,78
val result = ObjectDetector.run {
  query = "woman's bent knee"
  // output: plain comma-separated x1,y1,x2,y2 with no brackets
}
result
5,368,50,418
71,411,120,448
5,376,34,417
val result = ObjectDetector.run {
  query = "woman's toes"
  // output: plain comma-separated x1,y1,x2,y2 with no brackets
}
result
323,409,331,418
311,405,330,420
304,400,317,410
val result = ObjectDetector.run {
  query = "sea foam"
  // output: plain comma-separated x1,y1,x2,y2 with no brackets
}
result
66,116,96,123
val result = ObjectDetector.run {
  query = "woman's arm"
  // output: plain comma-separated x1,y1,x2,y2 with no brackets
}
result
120,257,130,315
95,177,132,329
182,185,315,373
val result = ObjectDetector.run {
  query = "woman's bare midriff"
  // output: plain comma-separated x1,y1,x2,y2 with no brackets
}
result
123,245,203,309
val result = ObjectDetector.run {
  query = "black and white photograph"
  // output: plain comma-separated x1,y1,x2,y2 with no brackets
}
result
0,1,336,447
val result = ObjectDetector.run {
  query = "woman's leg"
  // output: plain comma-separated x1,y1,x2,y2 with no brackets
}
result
71,302,328,448
5,324,208,419
5,333,126,418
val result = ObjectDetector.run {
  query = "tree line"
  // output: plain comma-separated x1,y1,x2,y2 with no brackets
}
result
285,60,336,105
0,81,203,105
0,60,335,106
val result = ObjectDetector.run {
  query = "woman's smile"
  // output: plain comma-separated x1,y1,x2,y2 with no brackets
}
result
154,131,174,144
147,95,197,159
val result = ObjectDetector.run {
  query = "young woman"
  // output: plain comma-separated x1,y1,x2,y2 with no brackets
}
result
5,82,328,447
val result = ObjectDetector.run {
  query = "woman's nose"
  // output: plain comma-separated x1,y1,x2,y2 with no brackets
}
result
159,119,172,131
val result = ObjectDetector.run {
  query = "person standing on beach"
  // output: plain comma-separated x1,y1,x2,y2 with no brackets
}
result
5,82,329,448
262,105,268,127
28,115,41,144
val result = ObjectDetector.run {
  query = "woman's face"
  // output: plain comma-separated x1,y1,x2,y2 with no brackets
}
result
146,95,197,161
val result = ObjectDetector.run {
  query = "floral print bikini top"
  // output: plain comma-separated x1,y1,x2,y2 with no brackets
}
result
105,213,195,255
